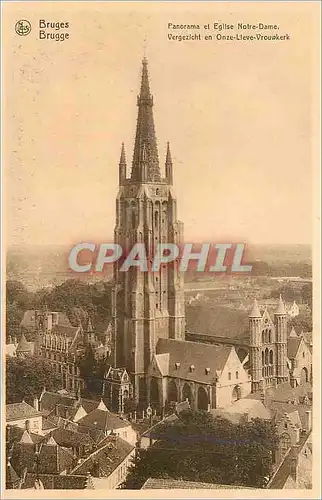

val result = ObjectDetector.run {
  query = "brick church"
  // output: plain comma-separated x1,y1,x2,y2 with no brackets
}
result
110,58,312,411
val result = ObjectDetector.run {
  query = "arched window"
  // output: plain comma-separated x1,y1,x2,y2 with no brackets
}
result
262,331,265,344
265,348,269,365
154,211,159,229
262,351,265,366
269,350,274,365
268,330,272,343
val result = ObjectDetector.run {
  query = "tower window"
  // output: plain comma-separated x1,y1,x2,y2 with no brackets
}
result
189,365,195,372
175,362,180,369
228,372,232,381
235,371,239,379
154,211,159,228
205,368,210,375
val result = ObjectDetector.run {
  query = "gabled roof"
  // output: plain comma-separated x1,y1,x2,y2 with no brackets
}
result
6,402,43,422
186,303,249,341
247,382,312,405
16,333,31,353
21,473,93,490
6,461,20,485
77,409,130,433
52,427,94,449
156,339,232,383
287,337,303,359
70,436,134,477
154,353,170,376
141,478,252,489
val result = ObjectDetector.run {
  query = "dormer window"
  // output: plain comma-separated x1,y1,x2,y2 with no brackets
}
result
189,365,195,372
175,362,180,369
205,368,210,375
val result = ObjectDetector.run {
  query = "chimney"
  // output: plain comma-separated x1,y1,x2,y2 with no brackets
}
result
33,397,39,412
305,410,312,431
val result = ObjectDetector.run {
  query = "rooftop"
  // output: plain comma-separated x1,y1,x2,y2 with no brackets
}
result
6,401,43,422
155,338,232,383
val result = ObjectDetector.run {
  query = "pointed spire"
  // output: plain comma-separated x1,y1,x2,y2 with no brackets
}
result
119,143,127,185
16,333,31,353
275,294,286,315
249,298,261,318
131,58,160,183
165,142,173,185
45,435,57,446
19,430,33,444
289,326,298,338
119,142,126,165
97,399,109,412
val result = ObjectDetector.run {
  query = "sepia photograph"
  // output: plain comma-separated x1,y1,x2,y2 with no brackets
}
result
1,1,320,497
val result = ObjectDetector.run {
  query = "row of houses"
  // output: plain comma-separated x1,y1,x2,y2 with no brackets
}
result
6,390,137,490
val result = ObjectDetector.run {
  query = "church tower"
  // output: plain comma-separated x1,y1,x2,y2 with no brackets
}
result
112,58,185,403
274,295,288,384
249,299,263,392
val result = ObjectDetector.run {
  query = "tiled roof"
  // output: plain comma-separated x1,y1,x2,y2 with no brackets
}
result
40,391,78,412
186,303,249,340
7,425,44,446
155,339,232,383
51,324,79,339
20,310,71,329
40,391,103,416
38,441,74,474
246,382,312,405
270,401,309,428
141,478,252,489
287,337,302,359
6,402,43,422
77,409,130,433
70,436,134,477
21,472,93,490
52,427,94,449
10,436,74,476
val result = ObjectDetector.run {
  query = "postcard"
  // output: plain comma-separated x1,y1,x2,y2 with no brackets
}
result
1,1,320,498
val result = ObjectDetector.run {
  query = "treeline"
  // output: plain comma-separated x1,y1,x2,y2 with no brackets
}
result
250,260,312,278
6,279,113,340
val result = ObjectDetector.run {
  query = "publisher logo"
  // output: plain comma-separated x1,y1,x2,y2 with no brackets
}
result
15,20,31,36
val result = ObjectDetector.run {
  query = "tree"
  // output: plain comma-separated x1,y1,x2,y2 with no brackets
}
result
6,281,33,340
121,410,279,489
6,356,62,404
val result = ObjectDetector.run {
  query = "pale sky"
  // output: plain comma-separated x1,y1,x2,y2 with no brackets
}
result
3,2,318,247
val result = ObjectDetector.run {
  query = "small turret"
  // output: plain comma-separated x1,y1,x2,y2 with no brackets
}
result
165,142,173,185
275,294,287,316
249,298,261,318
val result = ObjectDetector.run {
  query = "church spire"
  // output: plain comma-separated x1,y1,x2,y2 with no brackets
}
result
165,142,173,185
131,58,160,183
119,143,126,185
